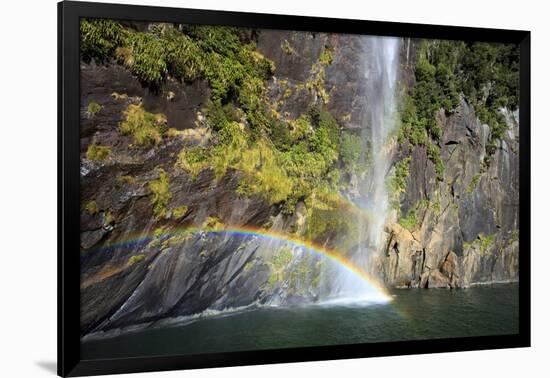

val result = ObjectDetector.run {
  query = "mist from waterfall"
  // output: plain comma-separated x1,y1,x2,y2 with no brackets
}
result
326,36,401,303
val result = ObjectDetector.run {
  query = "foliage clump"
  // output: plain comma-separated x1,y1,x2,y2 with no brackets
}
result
463,233,496,256
478,233,495,256
172,205,189,219
319,46,334,66
85,200,98,215
177,146,210,179
80,19,128,63
426,142,445,181
236,141,294,205
103,211,115,226
306,45,334,104
127,254,146,266
86,144,111,161
148,168,172,219
203,216,225,230
119,104,167,147
390,157,412,194
87,102,102,118
468,173,481,194
399,207,417,231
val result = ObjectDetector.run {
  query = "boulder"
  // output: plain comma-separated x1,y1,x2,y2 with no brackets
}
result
420,269,451,289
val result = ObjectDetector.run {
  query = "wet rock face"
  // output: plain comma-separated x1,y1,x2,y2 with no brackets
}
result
376,99,519,289
80,60,210,136
257,30,370,128
79,57,278,334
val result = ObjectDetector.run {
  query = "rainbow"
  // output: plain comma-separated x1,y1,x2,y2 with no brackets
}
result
85,224,392,301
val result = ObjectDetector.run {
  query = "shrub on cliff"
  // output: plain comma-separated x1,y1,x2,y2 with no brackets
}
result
80,19,128,63
86,144,111,161
119,104,167,147
86,102,102,118
148,168,172,219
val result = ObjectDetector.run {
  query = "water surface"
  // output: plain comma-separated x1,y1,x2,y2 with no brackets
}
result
81,283,519,359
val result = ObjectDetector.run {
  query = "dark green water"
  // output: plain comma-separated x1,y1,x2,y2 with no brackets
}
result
81,284,519,360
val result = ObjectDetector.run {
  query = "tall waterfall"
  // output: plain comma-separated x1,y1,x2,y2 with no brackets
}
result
361,37,401,254
327,36,401,304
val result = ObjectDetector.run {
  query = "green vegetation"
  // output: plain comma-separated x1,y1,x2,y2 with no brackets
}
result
172,205,189,219
398,93,428,146
339,132,362,171
398,200,434,232
306,45,334,104
267,247,293,286
148,168,172,219
203,216,224,230
399,207,417,231
85,200,98,215
177,146,210,179
127,254,146,266
118,32,169,85
104,211,115,226
463,233,496,256
281,40,294,55
391,157,411,194
81,19,275,113
87,102,102,117
80,19,128,63
468,173,481,194
319,46,334,66
426,141,445,181
304,192,358,248
395,40,519,211
431,199,441,214
478,233,495,256
85,144,111,161
81,20,362,216
119,104,167,147
82,20,517,241
388,157,411,211
401,40,519,167
236,141,294,205
510,229,519,243
175,103,347,214
153,227,165,238
309,105,339,163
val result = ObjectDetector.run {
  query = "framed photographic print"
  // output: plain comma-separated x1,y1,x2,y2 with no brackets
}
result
58,1,530,376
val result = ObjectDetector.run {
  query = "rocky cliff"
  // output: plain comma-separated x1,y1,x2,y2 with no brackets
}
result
79,21,519,336
373,101,519,289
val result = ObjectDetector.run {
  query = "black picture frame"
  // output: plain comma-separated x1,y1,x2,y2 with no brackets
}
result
58,1,531,376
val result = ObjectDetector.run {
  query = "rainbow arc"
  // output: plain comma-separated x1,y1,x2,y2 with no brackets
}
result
85,224,392,301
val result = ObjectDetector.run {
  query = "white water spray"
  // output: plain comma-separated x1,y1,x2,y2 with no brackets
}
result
329,36,401,303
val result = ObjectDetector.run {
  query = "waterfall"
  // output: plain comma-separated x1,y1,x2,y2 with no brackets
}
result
361,36,400,253
327,36,401,304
